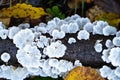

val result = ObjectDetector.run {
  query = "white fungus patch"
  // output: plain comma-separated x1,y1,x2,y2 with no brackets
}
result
77,30,90,40
105,39,114,48
43,41,67,58
99,65,112,78
8,26,20,39
18,23,30,29
116,31,120,37
0,29,8,39
115,67,120,77
74,60,82,66
16,45,41,68
51,29,65,39
36,35,49,48
113,37,120,46
0,52,10,63
101,49,111,63
93,21,108,35
103,26,117,36
94,40,103,53
108,47,120,66
83,22,93,32
13,29,34,49
67,22,79,33
68,37,76,44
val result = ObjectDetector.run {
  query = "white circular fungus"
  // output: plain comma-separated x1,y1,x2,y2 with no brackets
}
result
0,29,8,39
108,47,120,66
83,22,93,32
51,29,65,39
68,37,76,44
1,52,10,63
16,45,41,68
67,22,79,33
13,29,34,49
115,67,120,77
43,41,67,58
77,30,90,40
8,26,20,39
105,39,114,48
113,37,120,46
99,65,112,78
103,26,117,36
94,41,103,53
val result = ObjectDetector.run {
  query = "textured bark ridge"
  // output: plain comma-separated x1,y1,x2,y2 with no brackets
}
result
0,34,114,68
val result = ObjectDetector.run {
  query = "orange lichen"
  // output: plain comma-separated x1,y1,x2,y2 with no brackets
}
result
64,66,105,80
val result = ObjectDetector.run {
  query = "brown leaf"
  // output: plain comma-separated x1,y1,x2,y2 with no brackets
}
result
0,17,10,27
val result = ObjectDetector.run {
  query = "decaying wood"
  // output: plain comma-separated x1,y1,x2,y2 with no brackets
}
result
0,34,114,68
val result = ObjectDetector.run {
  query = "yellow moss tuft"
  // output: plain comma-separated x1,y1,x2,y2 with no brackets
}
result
64,66,105,80
1,3,47,19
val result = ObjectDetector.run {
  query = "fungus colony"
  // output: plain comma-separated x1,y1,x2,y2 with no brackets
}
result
0,14,120,80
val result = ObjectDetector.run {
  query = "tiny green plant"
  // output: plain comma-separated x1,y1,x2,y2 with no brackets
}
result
46,6,65,19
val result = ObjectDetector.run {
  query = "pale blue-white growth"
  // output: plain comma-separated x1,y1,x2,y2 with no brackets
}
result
43,41,67,58
93,21,108,35
51,29,65,39
108,47,120,66
105,39,114,48
8,26,20,39
77,30,90,40
56,60,73,72
68,37,76,44
13,29,34,49
67,22,79,33
70,14,81,20
0,29,8,39
10,67,29,80
38,22,47,27
0,22,5,30
103,26,117,36
115,67,120,77
99,65,112,78
94,40,103,53
48,59,59,68
83,22,93,32
101,49,111,63
116,31,120,37
76,18,90,29
113,37,120,46
36,26,47,34
74,60,82,66
18,23,30,29
46,20,57,34
107,70,118,80
36,35,49,48
27,67,40,73
60,24,68,33
16,45,41,68
0,52,10,63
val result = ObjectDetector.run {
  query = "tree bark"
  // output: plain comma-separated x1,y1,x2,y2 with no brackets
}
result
0,33,114,68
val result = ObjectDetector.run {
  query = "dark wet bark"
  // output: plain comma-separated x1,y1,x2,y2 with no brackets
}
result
0,33,114,68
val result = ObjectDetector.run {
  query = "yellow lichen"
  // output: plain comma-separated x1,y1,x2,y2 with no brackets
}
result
1,3,47,19
87,6,120,28
94,12,120,28
64,66,105,80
